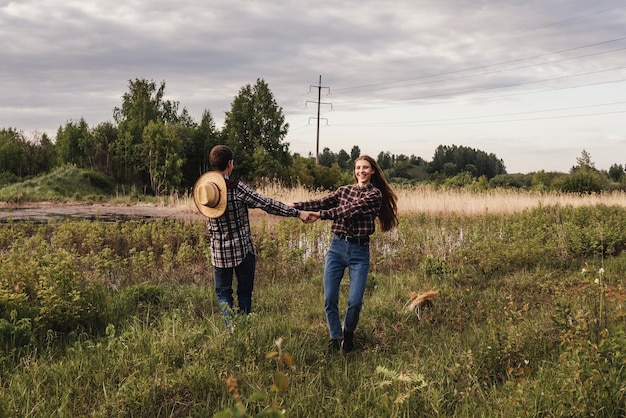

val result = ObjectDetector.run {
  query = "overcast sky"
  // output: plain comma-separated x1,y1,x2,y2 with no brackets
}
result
2,1,626,173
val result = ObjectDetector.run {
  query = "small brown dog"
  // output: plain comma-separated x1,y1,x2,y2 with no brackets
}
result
406,290,438,320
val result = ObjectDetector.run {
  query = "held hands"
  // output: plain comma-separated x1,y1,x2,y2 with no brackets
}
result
298,210,320,224
290,202,319,223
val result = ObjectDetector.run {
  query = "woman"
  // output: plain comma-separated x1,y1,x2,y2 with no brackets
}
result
294,155,398,352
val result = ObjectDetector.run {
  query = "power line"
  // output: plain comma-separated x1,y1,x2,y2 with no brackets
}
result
329,63,626,112
330,108,626,128
334,30,626,93
354,44,626,95
334,101,626,127
388,65,626,103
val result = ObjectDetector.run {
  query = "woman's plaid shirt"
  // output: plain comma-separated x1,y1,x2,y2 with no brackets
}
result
206,179,300,268
294,183,381,238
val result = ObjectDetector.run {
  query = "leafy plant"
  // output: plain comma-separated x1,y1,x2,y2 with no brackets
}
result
214,337,295,418
375,365,427,405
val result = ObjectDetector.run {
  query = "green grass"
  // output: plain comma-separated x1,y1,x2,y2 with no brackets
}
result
0,164,119,202
0,164,170,204
1,208,625,417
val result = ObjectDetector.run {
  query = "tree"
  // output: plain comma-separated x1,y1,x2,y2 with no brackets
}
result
608,163,624,182
24,132,55,177
112,79,182,184
0,129,56,179
350,145,361,162
90,122,118,176
444,171,475,188
377,151,392,170
387,154,412,180
429,145,453,175
181,110,218,188
428,144,506,179
489,173,530,189
313,162,343,189
55,118,91,167
531,170,551,191
409,154,426,165
141,121,184,195
558,150,607,193
286,154,315,187
222,79,290,182
556,170,607,193
574,149,595,172
251,146,284,181
318,147,336,168
337,149,350,170
443,162,458,177
0,128,26,176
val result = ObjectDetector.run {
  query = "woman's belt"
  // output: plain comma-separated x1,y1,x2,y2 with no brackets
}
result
335,234,370,245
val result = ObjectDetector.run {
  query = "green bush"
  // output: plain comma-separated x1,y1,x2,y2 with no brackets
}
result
0,171,18,188
0,241,110,346
82,170,116,194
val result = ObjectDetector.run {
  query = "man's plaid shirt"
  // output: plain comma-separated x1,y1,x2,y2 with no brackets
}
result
294,184,382,238
206,178,300,268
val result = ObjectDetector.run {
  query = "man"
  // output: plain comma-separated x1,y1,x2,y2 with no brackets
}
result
193,145,313,329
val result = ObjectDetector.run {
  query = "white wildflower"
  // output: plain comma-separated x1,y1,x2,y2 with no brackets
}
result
598,267,605,275
581,268,587,274
594,278,600,285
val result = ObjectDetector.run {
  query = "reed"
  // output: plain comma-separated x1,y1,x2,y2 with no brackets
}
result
168,184,626,217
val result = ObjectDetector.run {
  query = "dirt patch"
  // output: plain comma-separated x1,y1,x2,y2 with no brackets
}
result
0,202,285,224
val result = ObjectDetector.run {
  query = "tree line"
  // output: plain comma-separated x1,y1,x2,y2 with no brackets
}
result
1,78,625,195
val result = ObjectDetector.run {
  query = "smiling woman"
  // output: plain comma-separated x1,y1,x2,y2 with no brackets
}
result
292,155,398,352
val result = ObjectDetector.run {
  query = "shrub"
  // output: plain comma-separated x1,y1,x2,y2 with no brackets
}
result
0,237,110,348
82,170,116,194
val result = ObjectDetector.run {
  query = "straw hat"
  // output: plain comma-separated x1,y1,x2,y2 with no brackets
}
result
193,172,227,218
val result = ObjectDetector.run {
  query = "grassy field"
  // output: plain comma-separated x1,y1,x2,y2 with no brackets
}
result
1,188,626,417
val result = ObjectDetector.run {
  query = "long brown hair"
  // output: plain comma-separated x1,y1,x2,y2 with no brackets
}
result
354,155,398,232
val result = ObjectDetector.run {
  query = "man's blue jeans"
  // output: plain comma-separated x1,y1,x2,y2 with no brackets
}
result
323,235,370,339
213,252,256,320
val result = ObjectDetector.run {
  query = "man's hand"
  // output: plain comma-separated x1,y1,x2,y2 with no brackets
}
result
299,211,320,223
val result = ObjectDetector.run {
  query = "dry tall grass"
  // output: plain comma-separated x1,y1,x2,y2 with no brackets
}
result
257,184,626,216
172,184,626,217
394,185,626,215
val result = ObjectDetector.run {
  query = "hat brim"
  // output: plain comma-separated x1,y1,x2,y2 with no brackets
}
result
193,172,227,218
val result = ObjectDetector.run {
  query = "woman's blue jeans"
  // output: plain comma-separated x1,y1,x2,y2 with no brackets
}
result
324,235,370,339
213,252,256,320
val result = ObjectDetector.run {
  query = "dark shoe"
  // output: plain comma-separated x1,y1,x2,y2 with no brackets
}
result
328,338,342,351
342,330,354,353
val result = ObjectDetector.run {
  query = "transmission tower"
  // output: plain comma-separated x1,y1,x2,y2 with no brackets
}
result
306,75,332,164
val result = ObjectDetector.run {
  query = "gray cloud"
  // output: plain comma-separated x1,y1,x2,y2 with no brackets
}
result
1,0,626,172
